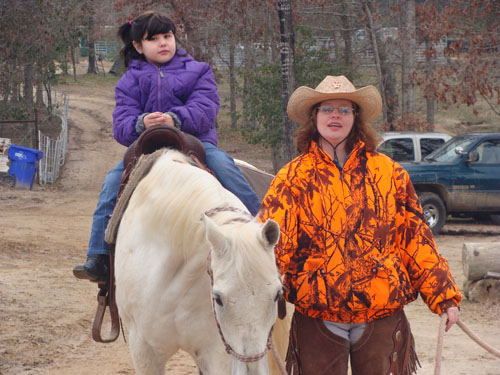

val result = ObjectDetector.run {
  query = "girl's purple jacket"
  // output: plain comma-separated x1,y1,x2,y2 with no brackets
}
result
112,49,220,147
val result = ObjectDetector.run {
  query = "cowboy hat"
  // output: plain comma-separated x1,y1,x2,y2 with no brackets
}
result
287,75,382,126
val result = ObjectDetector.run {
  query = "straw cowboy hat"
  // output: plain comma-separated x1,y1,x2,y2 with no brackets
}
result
287,75,382,126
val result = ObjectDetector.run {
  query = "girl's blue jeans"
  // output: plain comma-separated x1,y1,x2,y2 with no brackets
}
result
87,142,261,256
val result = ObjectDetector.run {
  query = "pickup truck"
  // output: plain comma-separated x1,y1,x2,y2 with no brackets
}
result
377,131,451,162
401,133,500,233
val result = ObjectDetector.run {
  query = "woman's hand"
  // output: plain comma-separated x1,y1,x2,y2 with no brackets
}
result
144,112,175,129
444,306,459,331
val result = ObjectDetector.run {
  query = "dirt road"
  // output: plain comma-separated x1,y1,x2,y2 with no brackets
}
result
1,81,499,374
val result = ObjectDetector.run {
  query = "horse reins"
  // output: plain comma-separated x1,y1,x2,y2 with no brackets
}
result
204,205,279,364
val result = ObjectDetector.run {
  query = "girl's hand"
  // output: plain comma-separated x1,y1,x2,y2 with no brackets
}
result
144,112,175,128
444,306,459,331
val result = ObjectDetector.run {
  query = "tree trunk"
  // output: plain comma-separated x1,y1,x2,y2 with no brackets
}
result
35,83,44,107
462,243,500,281
271,144,287,174
229,41,237,129
87,16,96,74
278,0,296,165
23,64,34,110
363,1,387,123
424,38,435,125
333,29,342,63
70,45,78,81
43,81,53,111
340,0,352,66
11,84,19,103
377,32,399,127
60,49,69,75
267,8,279,64
400,0,417,118
2,80,10,104
243,40,257,129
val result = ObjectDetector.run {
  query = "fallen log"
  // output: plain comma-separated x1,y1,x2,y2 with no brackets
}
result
462,242,500,282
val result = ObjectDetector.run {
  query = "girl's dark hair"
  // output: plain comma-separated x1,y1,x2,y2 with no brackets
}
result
294,102,381,154
118,10,184,67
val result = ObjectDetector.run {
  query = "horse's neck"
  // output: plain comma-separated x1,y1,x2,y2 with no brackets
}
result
142,152,250,263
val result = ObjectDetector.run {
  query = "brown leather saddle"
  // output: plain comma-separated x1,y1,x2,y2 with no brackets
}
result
119,124,208,193
91,125,208,343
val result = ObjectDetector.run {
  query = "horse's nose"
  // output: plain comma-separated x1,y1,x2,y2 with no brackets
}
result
231,356,269,375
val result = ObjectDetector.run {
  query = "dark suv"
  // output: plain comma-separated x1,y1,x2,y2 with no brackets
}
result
401,133,500,233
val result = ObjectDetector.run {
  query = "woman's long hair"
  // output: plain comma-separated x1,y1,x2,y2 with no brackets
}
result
117,10,185,67
294,103,381,154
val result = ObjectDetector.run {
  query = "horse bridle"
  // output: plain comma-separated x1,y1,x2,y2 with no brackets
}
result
204,206,275,362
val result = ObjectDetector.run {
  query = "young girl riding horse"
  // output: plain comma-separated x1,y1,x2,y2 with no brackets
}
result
73,10,260,282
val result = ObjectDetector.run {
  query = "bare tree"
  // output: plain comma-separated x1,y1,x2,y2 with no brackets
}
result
424,36,435,124
278,0,297,166
228,40,237,129
0,0,92,115
87,15,97,74
339,0,354,66
415,0,500,120
363,1,387,123
400,0,417,120
23,64,34,107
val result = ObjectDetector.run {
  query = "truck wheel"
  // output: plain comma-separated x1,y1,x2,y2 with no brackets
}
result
418,192,446,234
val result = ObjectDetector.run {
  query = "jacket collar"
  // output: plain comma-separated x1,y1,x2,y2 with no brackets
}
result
310,140,365,167
128,48,192,71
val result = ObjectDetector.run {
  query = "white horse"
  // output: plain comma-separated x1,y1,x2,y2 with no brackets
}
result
114,149,291,375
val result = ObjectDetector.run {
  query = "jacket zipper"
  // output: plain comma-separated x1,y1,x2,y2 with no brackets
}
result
336,148,357,180
157,67,164,111
333,159,343,179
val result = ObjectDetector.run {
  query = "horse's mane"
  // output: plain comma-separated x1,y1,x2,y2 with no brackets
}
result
131,149,276,282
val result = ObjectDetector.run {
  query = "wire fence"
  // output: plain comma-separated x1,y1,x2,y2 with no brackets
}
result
38,90,69,185
0,115,38,148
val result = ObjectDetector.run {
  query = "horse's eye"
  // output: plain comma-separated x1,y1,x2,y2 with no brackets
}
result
214,294,223,307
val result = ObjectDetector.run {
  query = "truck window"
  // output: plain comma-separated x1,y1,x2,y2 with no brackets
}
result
378,138,414,162
420,138,446,158
475,140,500,164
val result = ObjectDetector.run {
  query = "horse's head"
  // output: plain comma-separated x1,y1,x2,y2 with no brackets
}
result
203,213,282,374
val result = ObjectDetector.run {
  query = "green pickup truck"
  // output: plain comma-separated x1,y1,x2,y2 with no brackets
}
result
401,133,500,233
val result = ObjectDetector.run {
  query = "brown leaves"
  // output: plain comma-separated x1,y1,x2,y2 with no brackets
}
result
414,0,499,112
379,114,435,132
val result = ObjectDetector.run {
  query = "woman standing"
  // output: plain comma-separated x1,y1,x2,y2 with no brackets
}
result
258,75,461,374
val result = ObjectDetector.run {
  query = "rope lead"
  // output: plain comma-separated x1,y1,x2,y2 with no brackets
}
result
434,313,500,375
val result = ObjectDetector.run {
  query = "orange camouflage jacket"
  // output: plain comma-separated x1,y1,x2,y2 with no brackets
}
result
258,141,461,323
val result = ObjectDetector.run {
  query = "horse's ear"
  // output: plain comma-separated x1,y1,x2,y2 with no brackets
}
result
260,219,280,249
202,213,229,256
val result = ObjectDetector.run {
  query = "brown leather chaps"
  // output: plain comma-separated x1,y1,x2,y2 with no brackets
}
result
286,309,419,375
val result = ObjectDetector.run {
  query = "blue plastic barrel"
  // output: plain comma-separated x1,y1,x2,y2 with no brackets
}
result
7,145,44,190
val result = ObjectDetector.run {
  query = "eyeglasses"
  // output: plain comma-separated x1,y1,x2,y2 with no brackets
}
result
317,105,356,116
